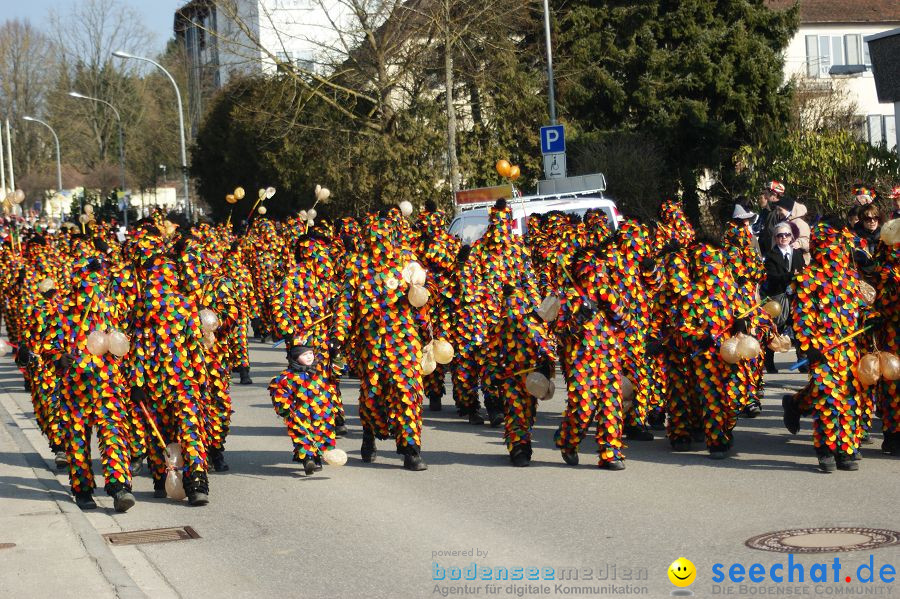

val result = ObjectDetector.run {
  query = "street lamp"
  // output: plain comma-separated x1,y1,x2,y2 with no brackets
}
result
112,50,192,221
69,91,129,227
22,116,62,195
542,0,557,125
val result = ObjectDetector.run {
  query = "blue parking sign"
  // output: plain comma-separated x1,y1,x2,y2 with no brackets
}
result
540,125,565,154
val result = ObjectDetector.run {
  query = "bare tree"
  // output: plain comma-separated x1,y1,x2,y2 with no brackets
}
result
788,76,862,134
0,19,58,192
49,0,153,168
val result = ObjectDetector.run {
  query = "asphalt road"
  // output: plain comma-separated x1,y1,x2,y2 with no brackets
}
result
1,342,899,599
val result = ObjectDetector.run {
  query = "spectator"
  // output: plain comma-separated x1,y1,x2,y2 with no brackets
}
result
853,204,882,276
756,180,784,250
769,194,810,264
762,222,805,373
847,205,862,229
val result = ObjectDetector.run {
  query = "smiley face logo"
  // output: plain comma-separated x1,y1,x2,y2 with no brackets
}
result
668,558,696,587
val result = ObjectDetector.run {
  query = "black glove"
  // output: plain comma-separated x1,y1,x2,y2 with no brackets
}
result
250,317,262,335
645,339,664,357
55,353,75,371
574,302,596,326
864,315,884,329
696,336,716,352
804,347,825,367
420,234,433,252
456,244,471,266
327,339,340,363
15,268,25,286
735,275,748,287
536,359,554,378
130,386,147,405
731,318,749,335
640,256,657,272
86,258,103,273
171,238,186,256
14,345,32,367
93,238,110,253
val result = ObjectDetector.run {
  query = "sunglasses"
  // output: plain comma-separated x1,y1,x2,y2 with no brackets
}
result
776,233,792,238
862,216,879,222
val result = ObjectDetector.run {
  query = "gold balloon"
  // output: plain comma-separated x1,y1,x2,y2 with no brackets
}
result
408,284,429,308
226,194,236,204
719,336,741,364
432,339,454,364
234,186,245,200
495,159,512,178
763,300,782,318
857,353,881,386
258,206,267,215
525,372,550,399
737,334,761,360
878,352,900,381
508,165,521,181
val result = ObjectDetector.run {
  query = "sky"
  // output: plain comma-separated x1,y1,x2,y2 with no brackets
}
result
3,0,185,53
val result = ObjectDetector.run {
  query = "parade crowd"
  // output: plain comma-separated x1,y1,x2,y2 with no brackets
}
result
1,181,899,513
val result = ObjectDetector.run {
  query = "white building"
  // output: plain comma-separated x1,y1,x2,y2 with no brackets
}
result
175,0,345,133
769,0,900,148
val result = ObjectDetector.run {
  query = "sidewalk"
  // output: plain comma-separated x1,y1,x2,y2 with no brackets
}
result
0,366,152,599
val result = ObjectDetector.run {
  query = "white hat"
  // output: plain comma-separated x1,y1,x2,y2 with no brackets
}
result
732,204,757,220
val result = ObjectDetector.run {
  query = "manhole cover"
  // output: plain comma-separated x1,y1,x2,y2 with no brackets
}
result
103,526,200,546
746,528,900,553
0,543,16,550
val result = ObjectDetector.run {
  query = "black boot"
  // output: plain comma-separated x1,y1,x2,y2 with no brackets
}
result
466,405,485,425
764,349,778,374
402,446,428,471
209,448,229,472
485,397,504,428
428,393,442,412
54,449,68,470
561,450,579,466
671,437,692,452
152,477,167,499
782,394,800,435
835,453,859,471
361,430,376,463
74,491,97,510
509,444,531,467
302,456,317,475
107,483,136,513
647,410,666,431
815,447,836,473
334,413,348,437
742,399,762,418
624,424,654,441
184,471,210,506
238,366,253,385
600,458,625,470
883,431,898,456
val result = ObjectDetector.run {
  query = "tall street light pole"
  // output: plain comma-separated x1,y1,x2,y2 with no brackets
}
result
112,50,192,221
542,0,557,125
69,91,129,228
22,116,62,194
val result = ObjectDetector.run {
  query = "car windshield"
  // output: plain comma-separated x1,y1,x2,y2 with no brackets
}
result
448,202,615,244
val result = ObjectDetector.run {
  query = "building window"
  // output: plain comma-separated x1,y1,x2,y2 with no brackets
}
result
805,34,869,78
866,115,897,150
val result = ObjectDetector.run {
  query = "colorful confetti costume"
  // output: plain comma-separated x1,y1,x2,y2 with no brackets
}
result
331,214,427,466
873,240,900,455
786,223,867,466
655,242,744,454
269,236,338,463
455,201,540,421
128,229,210,498
554,243,633,466
415,206,460,409
482,287,557,463
41,257,132,498
722,222,769,414
244,219,286,340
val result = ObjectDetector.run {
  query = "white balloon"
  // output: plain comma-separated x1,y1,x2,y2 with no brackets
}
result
165,469,187,500
408,284,430,308
525,372,551,399
323,448,348,466
399,200,413,217
86,330,109,356
199,309,220,333
265,186,276,199
107,329,131,357
308,208,317,220
165,443,185,468
432,339,454,364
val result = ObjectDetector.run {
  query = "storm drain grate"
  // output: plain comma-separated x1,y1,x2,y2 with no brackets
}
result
746,527,900,554
0,543,16,550
103,526,200,546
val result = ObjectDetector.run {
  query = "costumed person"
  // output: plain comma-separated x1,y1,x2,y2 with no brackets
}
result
415,200,460,413
330,210,428,471
649,237,746,458
482,284,557,466
127,223,211,505
873,222,900,455
554,239,633,469
269,232,338,470
41,251,135,511
762,222,805,373
782,218,872,472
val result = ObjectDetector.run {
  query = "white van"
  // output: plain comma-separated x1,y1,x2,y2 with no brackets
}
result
448,174,621,244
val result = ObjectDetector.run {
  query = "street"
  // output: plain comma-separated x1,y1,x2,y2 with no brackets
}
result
1,341,899,599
